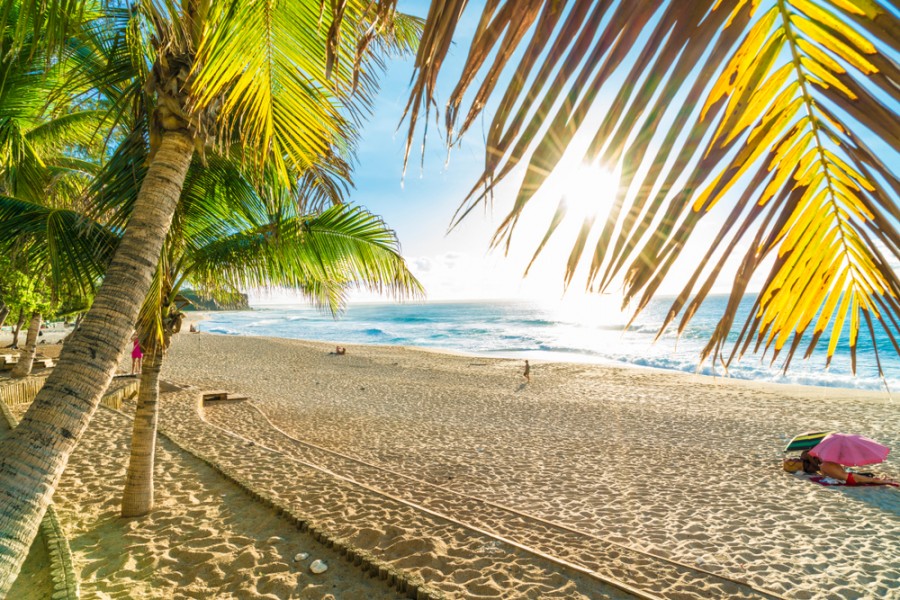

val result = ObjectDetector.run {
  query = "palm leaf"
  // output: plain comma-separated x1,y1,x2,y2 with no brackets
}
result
24,110,105,153
187,203,423,312
402,0,900,374
190,1,421,183
0,195,115,294
0,0,87,62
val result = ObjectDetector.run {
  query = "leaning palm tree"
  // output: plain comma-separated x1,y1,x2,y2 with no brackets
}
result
398,1,900,376
0,0,421,589
121,159,422,517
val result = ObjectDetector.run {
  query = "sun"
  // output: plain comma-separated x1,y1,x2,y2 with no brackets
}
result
560,162,621,223
500,158,624,298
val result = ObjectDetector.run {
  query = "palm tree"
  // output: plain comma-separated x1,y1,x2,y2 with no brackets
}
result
0,0,421,590
0,1,110,379
408,1,900,375
121,159,422,517
5,0,893,590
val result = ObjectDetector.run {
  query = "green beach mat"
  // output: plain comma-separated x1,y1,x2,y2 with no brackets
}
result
784,431,833,453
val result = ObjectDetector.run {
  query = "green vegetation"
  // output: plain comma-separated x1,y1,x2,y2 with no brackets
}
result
0,0,422,591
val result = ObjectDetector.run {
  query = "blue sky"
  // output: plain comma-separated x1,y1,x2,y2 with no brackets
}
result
255,1,900,308
342,1,542,301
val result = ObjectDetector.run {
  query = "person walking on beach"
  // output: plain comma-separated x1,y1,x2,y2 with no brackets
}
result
523,360,531,383
131,333,143,375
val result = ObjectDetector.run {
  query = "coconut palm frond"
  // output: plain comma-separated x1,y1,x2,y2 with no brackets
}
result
298,203,424,301
0,116,47,199
404,0,900,373
191,1,421,184
187,203,423,309
60,4,150,138
178,154,267,245
289,149,354,213
0,0,87,61
191,0,351,182
87,117,149,228
25,109,106,153
0,195,115,294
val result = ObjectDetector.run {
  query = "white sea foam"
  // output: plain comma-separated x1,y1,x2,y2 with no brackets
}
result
193,299,899,390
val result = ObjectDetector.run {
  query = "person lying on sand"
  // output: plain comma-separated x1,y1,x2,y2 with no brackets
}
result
800,450,899,486
333,346,346,355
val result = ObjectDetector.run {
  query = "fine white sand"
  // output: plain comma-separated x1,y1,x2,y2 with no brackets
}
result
160,330,899,599
4,320,899,598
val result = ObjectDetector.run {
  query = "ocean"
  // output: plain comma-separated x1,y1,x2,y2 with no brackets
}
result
197,296,900,390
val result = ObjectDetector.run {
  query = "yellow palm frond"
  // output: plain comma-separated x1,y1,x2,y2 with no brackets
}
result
401,0,900,374
190,0,418,184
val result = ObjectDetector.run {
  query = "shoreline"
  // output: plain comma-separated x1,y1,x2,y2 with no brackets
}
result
188,302,898,393
187,324,895,400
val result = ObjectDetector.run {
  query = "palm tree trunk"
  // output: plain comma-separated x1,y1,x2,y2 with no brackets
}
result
0,130,195,594
121,347,162,517
11,312,42,378
0,302,9,330
9,308,25,348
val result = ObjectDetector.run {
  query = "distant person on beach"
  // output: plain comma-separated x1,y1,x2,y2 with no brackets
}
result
189,323,197,333
131,333,143,375
335,346,346,355
523,360,531,383
800,450,898,485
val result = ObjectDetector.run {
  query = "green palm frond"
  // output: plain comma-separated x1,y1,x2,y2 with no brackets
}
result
24,110,105,153
87,119,149,227
191,1,421,183
1,111,103,203
61,4,149,132
177,154,267,246
0,116,46,199
191,0,351,181
403,0,900,374
0,0,87,61
187,203,423,312
0,195,115,294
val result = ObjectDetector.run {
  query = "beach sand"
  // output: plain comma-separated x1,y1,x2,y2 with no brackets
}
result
5,388,403,599
161,331,900,599
4,323,899,598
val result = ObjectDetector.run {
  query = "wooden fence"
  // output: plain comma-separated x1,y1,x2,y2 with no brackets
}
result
0,375,138,410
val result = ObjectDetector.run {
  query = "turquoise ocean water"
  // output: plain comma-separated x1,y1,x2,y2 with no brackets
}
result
197,296,900,390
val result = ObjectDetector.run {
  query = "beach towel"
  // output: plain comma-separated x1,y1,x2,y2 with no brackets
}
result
809,476,898,488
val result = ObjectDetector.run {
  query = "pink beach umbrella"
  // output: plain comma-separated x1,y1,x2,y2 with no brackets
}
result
808,433,891,466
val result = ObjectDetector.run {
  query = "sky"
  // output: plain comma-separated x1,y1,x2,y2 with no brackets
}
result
254,1,582,304
253,1,898,308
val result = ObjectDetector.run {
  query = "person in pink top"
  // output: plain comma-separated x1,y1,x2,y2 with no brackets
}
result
131,333,143,375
